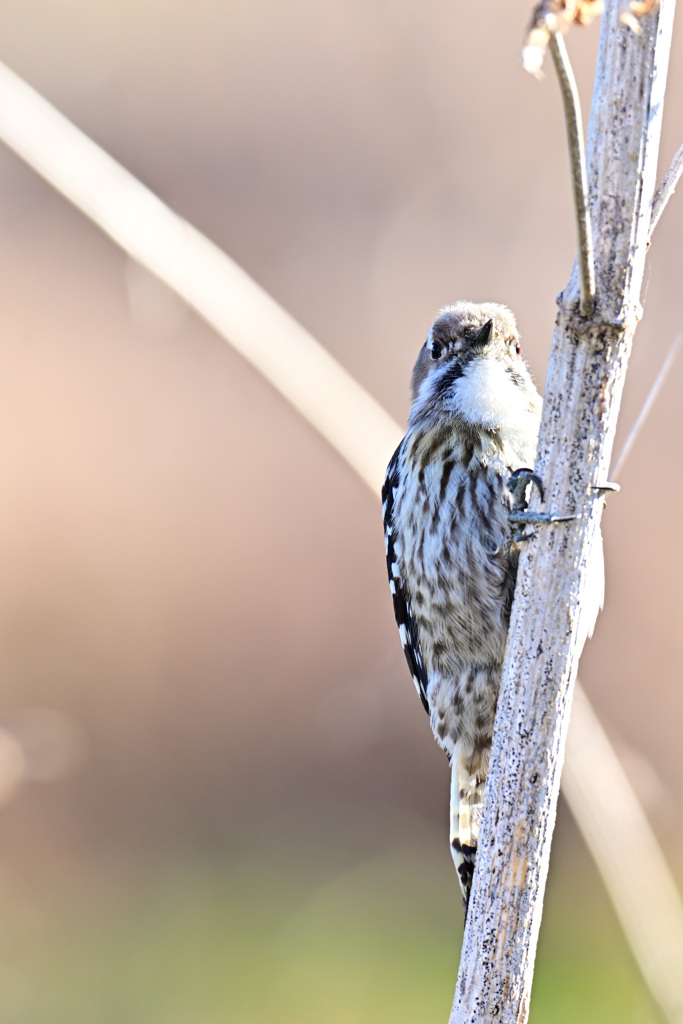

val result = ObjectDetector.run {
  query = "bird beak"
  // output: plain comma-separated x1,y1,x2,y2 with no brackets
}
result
472,318,494,349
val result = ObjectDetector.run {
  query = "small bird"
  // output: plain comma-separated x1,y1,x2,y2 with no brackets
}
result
382,301,560,913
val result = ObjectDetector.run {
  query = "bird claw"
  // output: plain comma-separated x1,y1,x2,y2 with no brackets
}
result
508,467,544,507
590,481,620,494
508,510,579,526
507,468,580,541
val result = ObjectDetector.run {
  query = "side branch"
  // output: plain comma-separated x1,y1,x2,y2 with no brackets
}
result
549,31,595,315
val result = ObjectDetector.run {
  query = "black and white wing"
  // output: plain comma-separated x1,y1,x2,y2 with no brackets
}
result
382,443,430,714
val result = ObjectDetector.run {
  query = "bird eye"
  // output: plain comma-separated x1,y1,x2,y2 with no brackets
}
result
515,341,521,355
430,342,442,360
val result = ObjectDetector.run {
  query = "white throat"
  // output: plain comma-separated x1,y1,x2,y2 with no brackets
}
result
442,355,540,460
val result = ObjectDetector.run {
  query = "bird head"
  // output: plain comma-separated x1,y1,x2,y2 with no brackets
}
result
408,301,540,435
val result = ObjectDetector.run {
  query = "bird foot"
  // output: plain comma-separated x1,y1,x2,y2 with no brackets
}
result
507,468,580,541
590,481,620,494
508,467,545,508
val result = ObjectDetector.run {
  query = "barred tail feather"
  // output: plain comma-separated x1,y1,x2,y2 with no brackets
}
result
450,745,488,916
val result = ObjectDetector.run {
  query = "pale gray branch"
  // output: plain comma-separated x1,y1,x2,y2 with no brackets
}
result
549,31,595,315
453,2,676,1021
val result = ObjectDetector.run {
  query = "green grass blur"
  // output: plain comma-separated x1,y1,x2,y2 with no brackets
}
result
0,837,662,1024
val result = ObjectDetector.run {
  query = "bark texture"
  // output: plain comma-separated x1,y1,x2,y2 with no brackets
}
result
451,2,676,1021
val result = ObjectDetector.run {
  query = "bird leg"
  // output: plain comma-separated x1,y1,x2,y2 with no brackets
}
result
507,467,579,541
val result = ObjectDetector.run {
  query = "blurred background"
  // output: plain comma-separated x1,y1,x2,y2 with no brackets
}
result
0,1,681,1021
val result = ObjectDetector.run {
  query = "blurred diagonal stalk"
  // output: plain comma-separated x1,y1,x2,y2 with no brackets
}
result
560,323,683,1024
0,57,681,1020
565,687,683,1024
0,62,400,495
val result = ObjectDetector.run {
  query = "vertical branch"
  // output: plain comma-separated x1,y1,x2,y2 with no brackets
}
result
451,2,676,1021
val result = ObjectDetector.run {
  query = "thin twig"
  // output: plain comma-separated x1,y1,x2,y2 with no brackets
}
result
549,31,595,315
649,142,683,244
611,326,683,479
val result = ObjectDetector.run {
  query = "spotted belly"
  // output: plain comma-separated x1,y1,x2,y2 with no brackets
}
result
396,458,518,754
